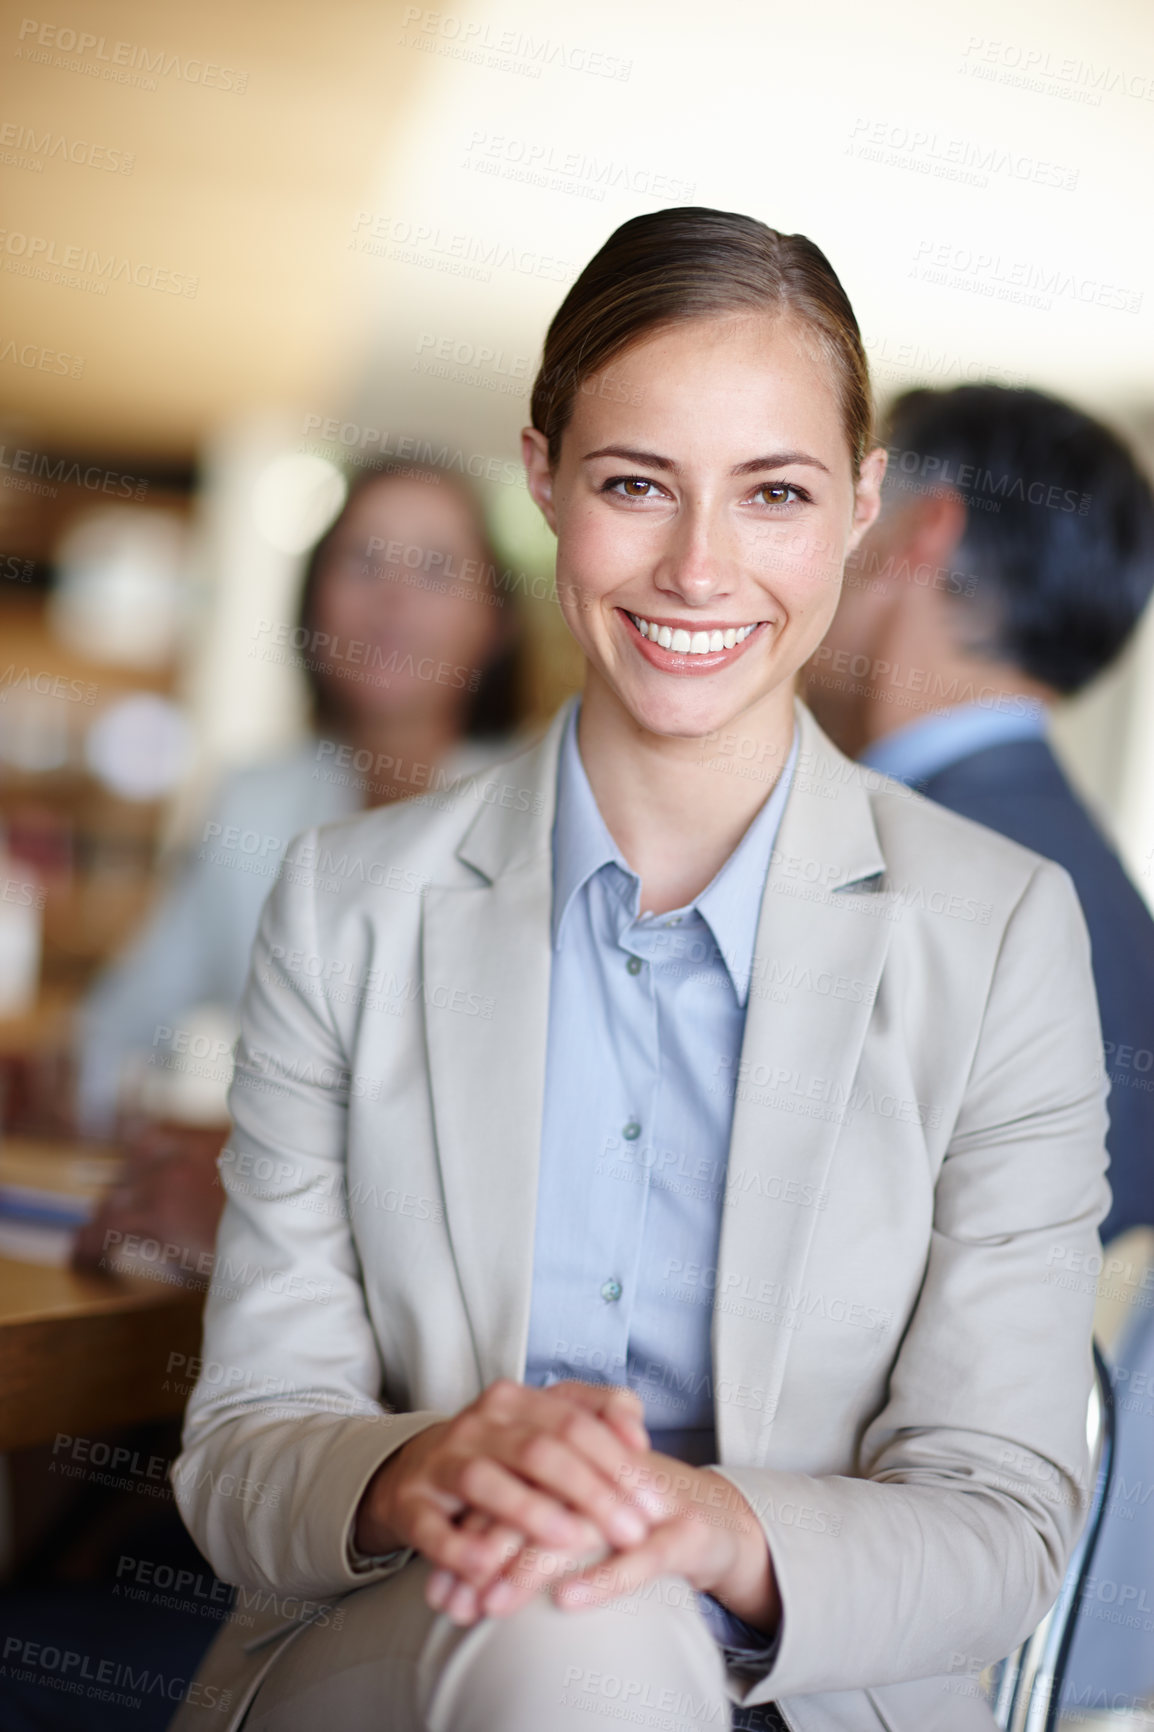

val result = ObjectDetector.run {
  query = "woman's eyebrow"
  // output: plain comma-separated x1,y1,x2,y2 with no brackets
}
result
732,451,831,476
581,444,830,476
582,444,675,470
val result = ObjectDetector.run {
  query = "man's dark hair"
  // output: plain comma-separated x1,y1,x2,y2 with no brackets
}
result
883,384,1154,694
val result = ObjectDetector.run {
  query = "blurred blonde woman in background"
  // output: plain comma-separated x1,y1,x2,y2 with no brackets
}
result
74,461,525,1270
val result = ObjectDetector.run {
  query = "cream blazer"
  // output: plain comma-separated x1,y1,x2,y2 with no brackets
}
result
173,700,1110,1732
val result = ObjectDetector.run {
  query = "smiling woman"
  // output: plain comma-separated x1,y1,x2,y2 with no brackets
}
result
169,210,1109,1732
520,213,884,910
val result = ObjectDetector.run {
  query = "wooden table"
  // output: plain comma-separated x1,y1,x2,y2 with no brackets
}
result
0,986,75,1056
0,1139,205,1451
0,1257,204,1452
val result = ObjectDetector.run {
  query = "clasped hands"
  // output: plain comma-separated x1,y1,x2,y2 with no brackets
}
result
353,1379,778,1633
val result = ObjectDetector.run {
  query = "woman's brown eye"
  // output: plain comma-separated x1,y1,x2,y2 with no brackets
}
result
760,484,791,504
622,479,651,497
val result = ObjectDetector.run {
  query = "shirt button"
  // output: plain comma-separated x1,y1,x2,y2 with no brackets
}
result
622,1121,641,1141
601,1278,623,1303
626,956,643,975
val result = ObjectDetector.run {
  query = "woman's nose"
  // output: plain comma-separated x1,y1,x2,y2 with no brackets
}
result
652,515,732,605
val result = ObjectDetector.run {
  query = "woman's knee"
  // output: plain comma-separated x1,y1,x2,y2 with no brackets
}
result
244,1559,441,1730
424,1574,728,1732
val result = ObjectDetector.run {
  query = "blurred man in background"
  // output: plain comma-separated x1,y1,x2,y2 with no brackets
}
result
808,383,1154,1242
808,384,1154,1707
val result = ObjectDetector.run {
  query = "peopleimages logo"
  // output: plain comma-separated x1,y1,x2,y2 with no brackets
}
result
961,36,1154,106
14,19,248,92
0,120,134,172
0,337,85,376
397,9,632,82
910,239,1142,316
0,444,148,497
0,230,197,296
0,1636,231,1715
883,443,1091,514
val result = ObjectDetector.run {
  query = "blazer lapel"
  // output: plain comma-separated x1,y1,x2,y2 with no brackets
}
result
422,701,895,1436
420,712,568,1392
714,705,896,1464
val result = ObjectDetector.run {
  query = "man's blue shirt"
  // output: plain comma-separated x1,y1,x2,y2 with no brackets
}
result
859,699,1047,787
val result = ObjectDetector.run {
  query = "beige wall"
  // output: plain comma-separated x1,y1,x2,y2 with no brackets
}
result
0,0,422,458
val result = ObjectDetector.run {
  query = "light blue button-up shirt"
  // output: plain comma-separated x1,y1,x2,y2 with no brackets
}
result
522,703,798,1674
524,705,798,1467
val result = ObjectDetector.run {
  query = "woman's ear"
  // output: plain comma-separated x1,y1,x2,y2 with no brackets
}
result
847,444,888,552
521,428,558,534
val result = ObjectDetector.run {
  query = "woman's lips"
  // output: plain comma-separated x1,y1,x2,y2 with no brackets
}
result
618,608,768,674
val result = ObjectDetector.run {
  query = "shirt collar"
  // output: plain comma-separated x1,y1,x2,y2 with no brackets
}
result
551,703,798,1007
859,700,1048,787
694,736,796,1004
551,704,627,946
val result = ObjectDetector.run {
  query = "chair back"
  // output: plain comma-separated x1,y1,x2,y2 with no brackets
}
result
987,1342,1116,1732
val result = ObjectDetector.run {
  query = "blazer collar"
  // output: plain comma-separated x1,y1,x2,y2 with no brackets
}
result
453,700,573,883
454,695,881,890
783,699,888,891
426,694,895,1412
711,702,895,1464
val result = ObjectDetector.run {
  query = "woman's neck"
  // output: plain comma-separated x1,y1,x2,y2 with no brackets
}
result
340,710,465,807
575,674,796,915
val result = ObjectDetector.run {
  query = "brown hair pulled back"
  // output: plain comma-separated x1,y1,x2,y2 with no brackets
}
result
530,206,873,475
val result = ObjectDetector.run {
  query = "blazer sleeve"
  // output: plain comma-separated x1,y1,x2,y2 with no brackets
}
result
712,857,1112,1704
171,830,448,1596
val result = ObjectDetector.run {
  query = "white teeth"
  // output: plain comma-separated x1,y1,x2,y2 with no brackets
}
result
629,614,760,655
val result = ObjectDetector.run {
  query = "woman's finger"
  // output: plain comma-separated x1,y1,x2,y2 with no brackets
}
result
405,1496,469,1571
426,1509,525,1615
427,1507,495,1610
466,1382,656,1523
394,1382,657,1583
553,1524,687,1610
546,1381,651,1453
494,1424,653,1548
420,1454,591,1582
479,1515,608,1619
443,1578,482,1624
513,1397,664,1525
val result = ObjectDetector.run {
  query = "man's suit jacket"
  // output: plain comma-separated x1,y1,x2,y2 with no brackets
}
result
919,738,1154,1241
173,702,1110,1732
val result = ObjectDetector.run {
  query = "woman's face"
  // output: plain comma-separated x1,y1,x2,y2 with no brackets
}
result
311,475,505,725
523,312,885,744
